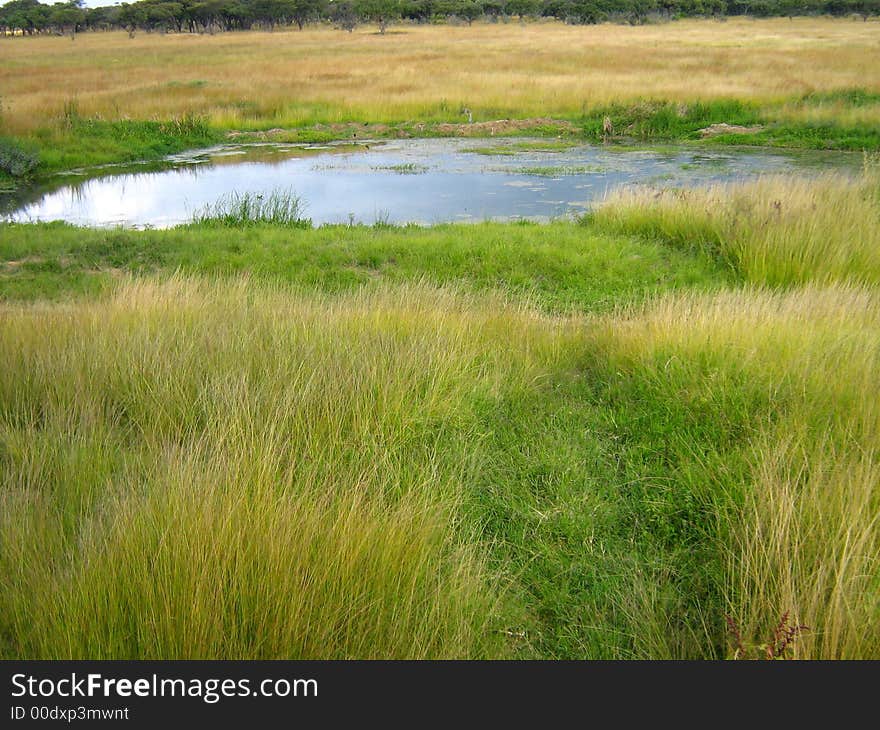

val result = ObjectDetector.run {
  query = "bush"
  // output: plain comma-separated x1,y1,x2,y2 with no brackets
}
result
0,138,39,179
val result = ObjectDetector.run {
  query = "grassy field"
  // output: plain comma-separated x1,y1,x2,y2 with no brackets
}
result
3,19,880,131
2,18,880,185
2,15,878,660
0,220,729,306
2,164,879,659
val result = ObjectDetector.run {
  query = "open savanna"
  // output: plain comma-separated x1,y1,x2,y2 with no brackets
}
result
2,18,880,159
2,165,879,659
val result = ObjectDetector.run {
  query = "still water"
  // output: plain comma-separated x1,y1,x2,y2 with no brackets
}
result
1,137,855,228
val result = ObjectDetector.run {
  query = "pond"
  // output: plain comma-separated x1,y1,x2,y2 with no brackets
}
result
0,137,858,228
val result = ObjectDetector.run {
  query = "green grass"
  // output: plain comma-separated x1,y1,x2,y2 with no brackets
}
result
5,88,880,190
0,137,39,182
710,124,880,151
590,161,880,287
2,165,880,659
580,97,880,151
0,217,738,659
462,345,764,658
0,220,732,310
23,113,221,180
371,163,429,174
583,100,762,142
469,140,581,156
517,165,605,177
587,285,880,659
191,189,312,227
0,279,523,659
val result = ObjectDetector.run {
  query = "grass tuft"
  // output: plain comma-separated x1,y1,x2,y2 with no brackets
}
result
0,277,546,659
590,160,880,287
191,189,312,228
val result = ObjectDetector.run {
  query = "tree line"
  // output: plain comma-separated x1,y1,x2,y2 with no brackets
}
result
1,0,877,39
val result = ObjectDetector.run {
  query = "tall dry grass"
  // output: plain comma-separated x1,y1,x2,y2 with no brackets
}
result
1,19,879,134
591,164,880,657
592,160,880,287
0,277,566,658
2,269,879,658
3,147,880,657
775,100,880,128
588,285,880,658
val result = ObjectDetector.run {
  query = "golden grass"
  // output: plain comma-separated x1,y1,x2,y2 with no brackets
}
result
589,168,880,657
0,277,568,658
593,161,880,287
2,18,880,133
591,285,880,658
2,231,879,657
775,100,880,127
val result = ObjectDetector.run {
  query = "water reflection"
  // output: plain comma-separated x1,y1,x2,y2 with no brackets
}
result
1,138,858,228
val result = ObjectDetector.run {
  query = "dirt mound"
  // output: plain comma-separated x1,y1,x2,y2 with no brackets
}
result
330,118,576,138
429,118,577,136
699,123,764,138
227,118,578,141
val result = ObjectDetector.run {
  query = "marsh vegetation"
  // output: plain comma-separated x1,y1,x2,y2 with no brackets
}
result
2,19,880,187
1,18,878,660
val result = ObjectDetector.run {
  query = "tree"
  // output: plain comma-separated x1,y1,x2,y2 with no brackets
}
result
84,5,117,31
625,0,656,22
1,0,50,33
4,0,873,37
251,0,284,28
507,0,540,16
117,2,146,36
49,1,85,38
480,0,506,18
456,0,483,22
141,1,183,31
188,0,229,32
567,0,606,22
330,0,358,30
400,0,433,21
356,0,400,32
290,0,324,28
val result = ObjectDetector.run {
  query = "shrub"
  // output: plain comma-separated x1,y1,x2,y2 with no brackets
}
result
0,138,38,179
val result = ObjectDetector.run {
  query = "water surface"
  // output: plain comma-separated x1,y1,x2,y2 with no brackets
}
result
1,138,857,228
